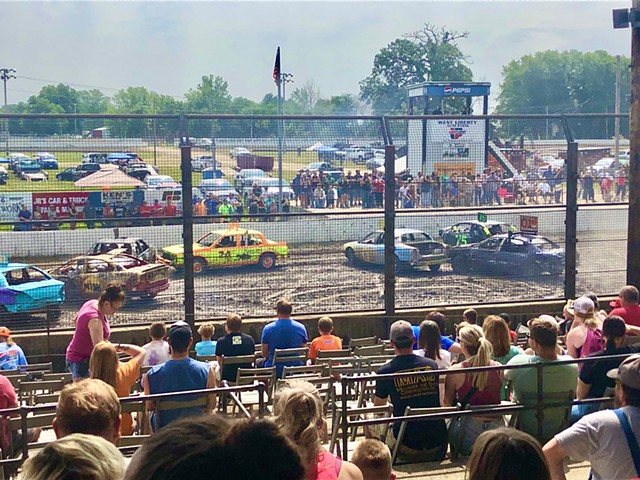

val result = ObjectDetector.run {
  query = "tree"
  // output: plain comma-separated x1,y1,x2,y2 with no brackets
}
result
184,75,231,114
360,24,473,114
290,80,321,113
77,89,110,114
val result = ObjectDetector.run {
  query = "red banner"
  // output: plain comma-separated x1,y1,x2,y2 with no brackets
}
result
32,192,89,216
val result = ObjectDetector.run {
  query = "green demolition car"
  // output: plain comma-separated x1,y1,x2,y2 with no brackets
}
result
160,223,288,273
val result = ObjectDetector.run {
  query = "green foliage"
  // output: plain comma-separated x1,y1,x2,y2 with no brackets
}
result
184,75,232,113
360,24,473,114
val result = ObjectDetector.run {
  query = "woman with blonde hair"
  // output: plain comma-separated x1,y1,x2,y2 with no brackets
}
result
90,340,145,435
565,296,604,359
444,325,505,456
19,433,125,480
482,316,523,365
274,380,363,480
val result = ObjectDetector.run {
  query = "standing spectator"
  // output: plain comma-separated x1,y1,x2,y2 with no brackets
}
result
89,341,146,436
84,202,97,229
151,199,164,217
544,354,640,480
615,167,627,200
274,380,363,480
565,296,604,360
467,428,551,480
351,439,396,480
195,322,217,357
443,325,505,456
17,204,32,231
0,327,28,371
308,316,342,364
505,317,578,443
374,320,447,461
66,284,125,381
600,172,613,202
609,285,640,328
145,321,216,431
313,185,326,208
362,173,373,208
261,299,308,378
216,314,255,383
142,322,170,367
139,201,152,218
194,198,207,216
68,202,78,230
327,184,337,209
582,169,595,202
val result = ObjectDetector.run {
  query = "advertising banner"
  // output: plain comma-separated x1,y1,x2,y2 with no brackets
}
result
32,192,89,215
0,193,33,222
101,191,133,204
426,118,486,175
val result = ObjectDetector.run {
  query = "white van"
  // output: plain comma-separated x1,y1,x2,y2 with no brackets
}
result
82,153,108,164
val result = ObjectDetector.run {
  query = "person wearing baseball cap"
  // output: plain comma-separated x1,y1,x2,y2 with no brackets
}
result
565,296,604,360
544,354,640,480
374,320,447,461
0,327,27,371
144,321,216,431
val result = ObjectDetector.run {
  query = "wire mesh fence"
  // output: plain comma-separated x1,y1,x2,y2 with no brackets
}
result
0,113,629,332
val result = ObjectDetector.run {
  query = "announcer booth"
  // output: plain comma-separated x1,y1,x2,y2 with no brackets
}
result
406,81,491,177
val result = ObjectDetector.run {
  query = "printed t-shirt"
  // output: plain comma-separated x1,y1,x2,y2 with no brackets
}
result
261,319,308,376
142,340,170,366
309,335,342,362
0,344,27,370
116,359,141,435
195,341,217,356
580,345,640,398
66,299,110,363
610,305,640,328
216,332,255,382
375,354,446,451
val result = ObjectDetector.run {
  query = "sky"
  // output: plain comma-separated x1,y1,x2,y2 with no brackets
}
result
0,1,633,111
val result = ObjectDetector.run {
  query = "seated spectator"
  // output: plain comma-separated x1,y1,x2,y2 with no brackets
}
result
0,374,40,459
261,299,308,378
444,325,505,456
415,320,451,369
216,314,255,383
573,315,640,422
412,312,462,354
565,296,604,360
497,312,518,342
53,379,121,445
467,428,551,480
505,317,577,444
90,341,145,436
142,322,170,367
309,316,343,364
19,433,125,480
375,320,447,461
16,204,32,231
351,439,396,480
482,316,523,365
463,308,478,325
274,380,363,480
145,321,215,431
195,322,217,357
125,416,305,480
609,285,640,328
544,354,640,480
0,327,28,371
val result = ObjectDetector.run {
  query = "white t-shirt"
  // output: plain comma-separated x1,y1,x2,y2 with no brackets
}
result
142,340,170,366
414,349,451,369
555,406,640,480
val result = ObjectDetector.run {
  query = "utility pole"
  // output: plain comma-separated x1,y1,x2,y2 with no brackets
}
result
0,68,16,155
628,0,640,287
281,73,294,115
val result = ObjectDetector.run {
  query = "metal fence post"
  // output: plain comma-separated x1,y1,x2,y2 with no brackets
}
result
536,362,544,439
180,125,195,329
341,376,349,461
564,141,579,300
384,145,396,322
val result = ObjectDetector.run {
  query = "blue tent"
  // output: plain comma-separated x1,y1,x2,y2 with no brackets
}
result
316,146,338,153
107,153,136,161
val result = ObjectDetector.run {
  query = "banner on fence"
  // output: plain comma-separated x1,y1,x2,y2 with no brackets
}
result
0,193,32,221
32,192,89,215
101,191,134,204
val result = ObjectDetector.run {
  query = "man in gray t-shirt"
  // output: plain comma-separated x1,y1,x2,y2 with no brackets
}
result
543,354,640,480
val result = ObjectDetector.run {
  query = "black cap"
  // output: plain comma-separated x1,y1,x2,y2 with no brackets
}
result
168,321,192,344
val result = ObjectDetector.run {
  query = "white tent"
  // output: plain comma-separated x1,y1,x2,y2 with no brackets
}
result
306,142,323,151
74,168,144,188
376,155,408,175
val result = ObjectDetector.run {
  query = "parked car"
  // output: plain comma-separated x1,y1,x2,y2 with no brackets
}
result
34,153,59,169
253,177,295,199
448,233,565,276
16,160,48,181
56,163,104,181
56,167,76,181
342,147,374,163
126,164,158,181
591,157,628,175
198,178,238,198
0,262,65,319
229,148,251,159
107,153,138,165
0,166,8,185
144,175,180,189
191,155,218,172
50,252,171,299
82,152,109,164
439,221,516,247
160,225,289,273
8,154,30,171
87,237,157,263
343,228,448,272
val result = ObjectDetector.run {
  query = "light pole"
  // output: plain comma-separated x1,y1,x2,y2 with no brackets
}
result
0,68,15,155
281,73,294,114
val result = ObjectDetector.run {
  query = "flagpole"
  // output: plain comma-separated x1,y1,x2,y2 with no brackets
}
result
275,47,284,213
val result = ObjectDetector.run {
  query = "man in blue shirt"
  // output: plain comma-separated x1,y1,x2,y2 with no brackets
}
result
261,298,308,377
145,321,216,431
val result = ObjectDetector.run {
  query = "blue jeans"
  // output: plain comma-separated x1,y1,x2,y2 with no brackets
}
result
66,358,90,380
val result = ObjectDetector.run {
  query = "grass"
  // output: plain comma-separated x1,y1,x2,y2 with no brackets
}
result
0,146,366,193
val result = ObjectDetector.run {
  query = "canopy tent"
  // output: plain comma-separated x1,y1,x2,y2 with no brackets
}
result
74,168,144,188
315,145,338,153
376,156,408,175
306,142,323,152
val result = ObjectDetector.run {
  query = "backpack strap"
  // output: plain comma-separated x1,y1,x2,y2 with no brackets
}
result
614,408,640,476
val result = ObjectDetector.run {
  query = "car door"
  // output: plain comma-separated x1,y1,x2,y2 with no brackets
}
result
471,237,503,271
357,232,384,264
496,238,529,275
212,234,238,266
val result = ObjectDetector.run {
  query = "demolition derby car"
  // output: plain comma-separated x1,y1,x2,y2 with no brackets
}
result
343,228,448,272
50,252,171,299
439,221,516,247
0,261,65,319
160,224,289,273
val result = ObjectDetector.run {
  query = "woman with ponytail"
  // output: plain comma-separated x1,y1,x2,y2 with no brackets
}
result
274,380,363,480
572,315,639,422
443,325,505,456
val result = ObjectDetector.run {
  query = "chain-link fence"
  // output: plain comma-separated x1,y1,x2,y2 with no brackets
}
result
0,113,629,332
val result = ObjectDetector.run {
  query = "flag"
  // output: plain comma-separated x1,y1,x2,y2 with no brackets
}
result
273,47,281,84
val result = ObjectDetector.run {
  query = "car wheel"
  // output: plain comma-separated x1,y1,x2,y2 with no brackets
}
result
345,248,357,264
193,258,207,274
451,255,470,274
429,264,441,272
259,253,276,270
140,292,158,299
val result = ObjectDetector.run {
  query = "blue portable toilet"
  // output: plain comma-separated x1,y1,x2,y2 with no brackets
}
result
202,167,222,179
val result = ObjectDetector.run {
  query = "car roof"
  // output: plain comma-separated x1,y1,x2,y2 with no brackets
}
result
94,237,140,245
207,225,265,236
489,233,550,242
0,263,32,273
371,228,428,235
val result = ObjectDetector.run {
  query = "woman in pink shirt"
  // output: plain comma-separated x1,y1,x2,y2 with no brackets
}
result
65,284,125,380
